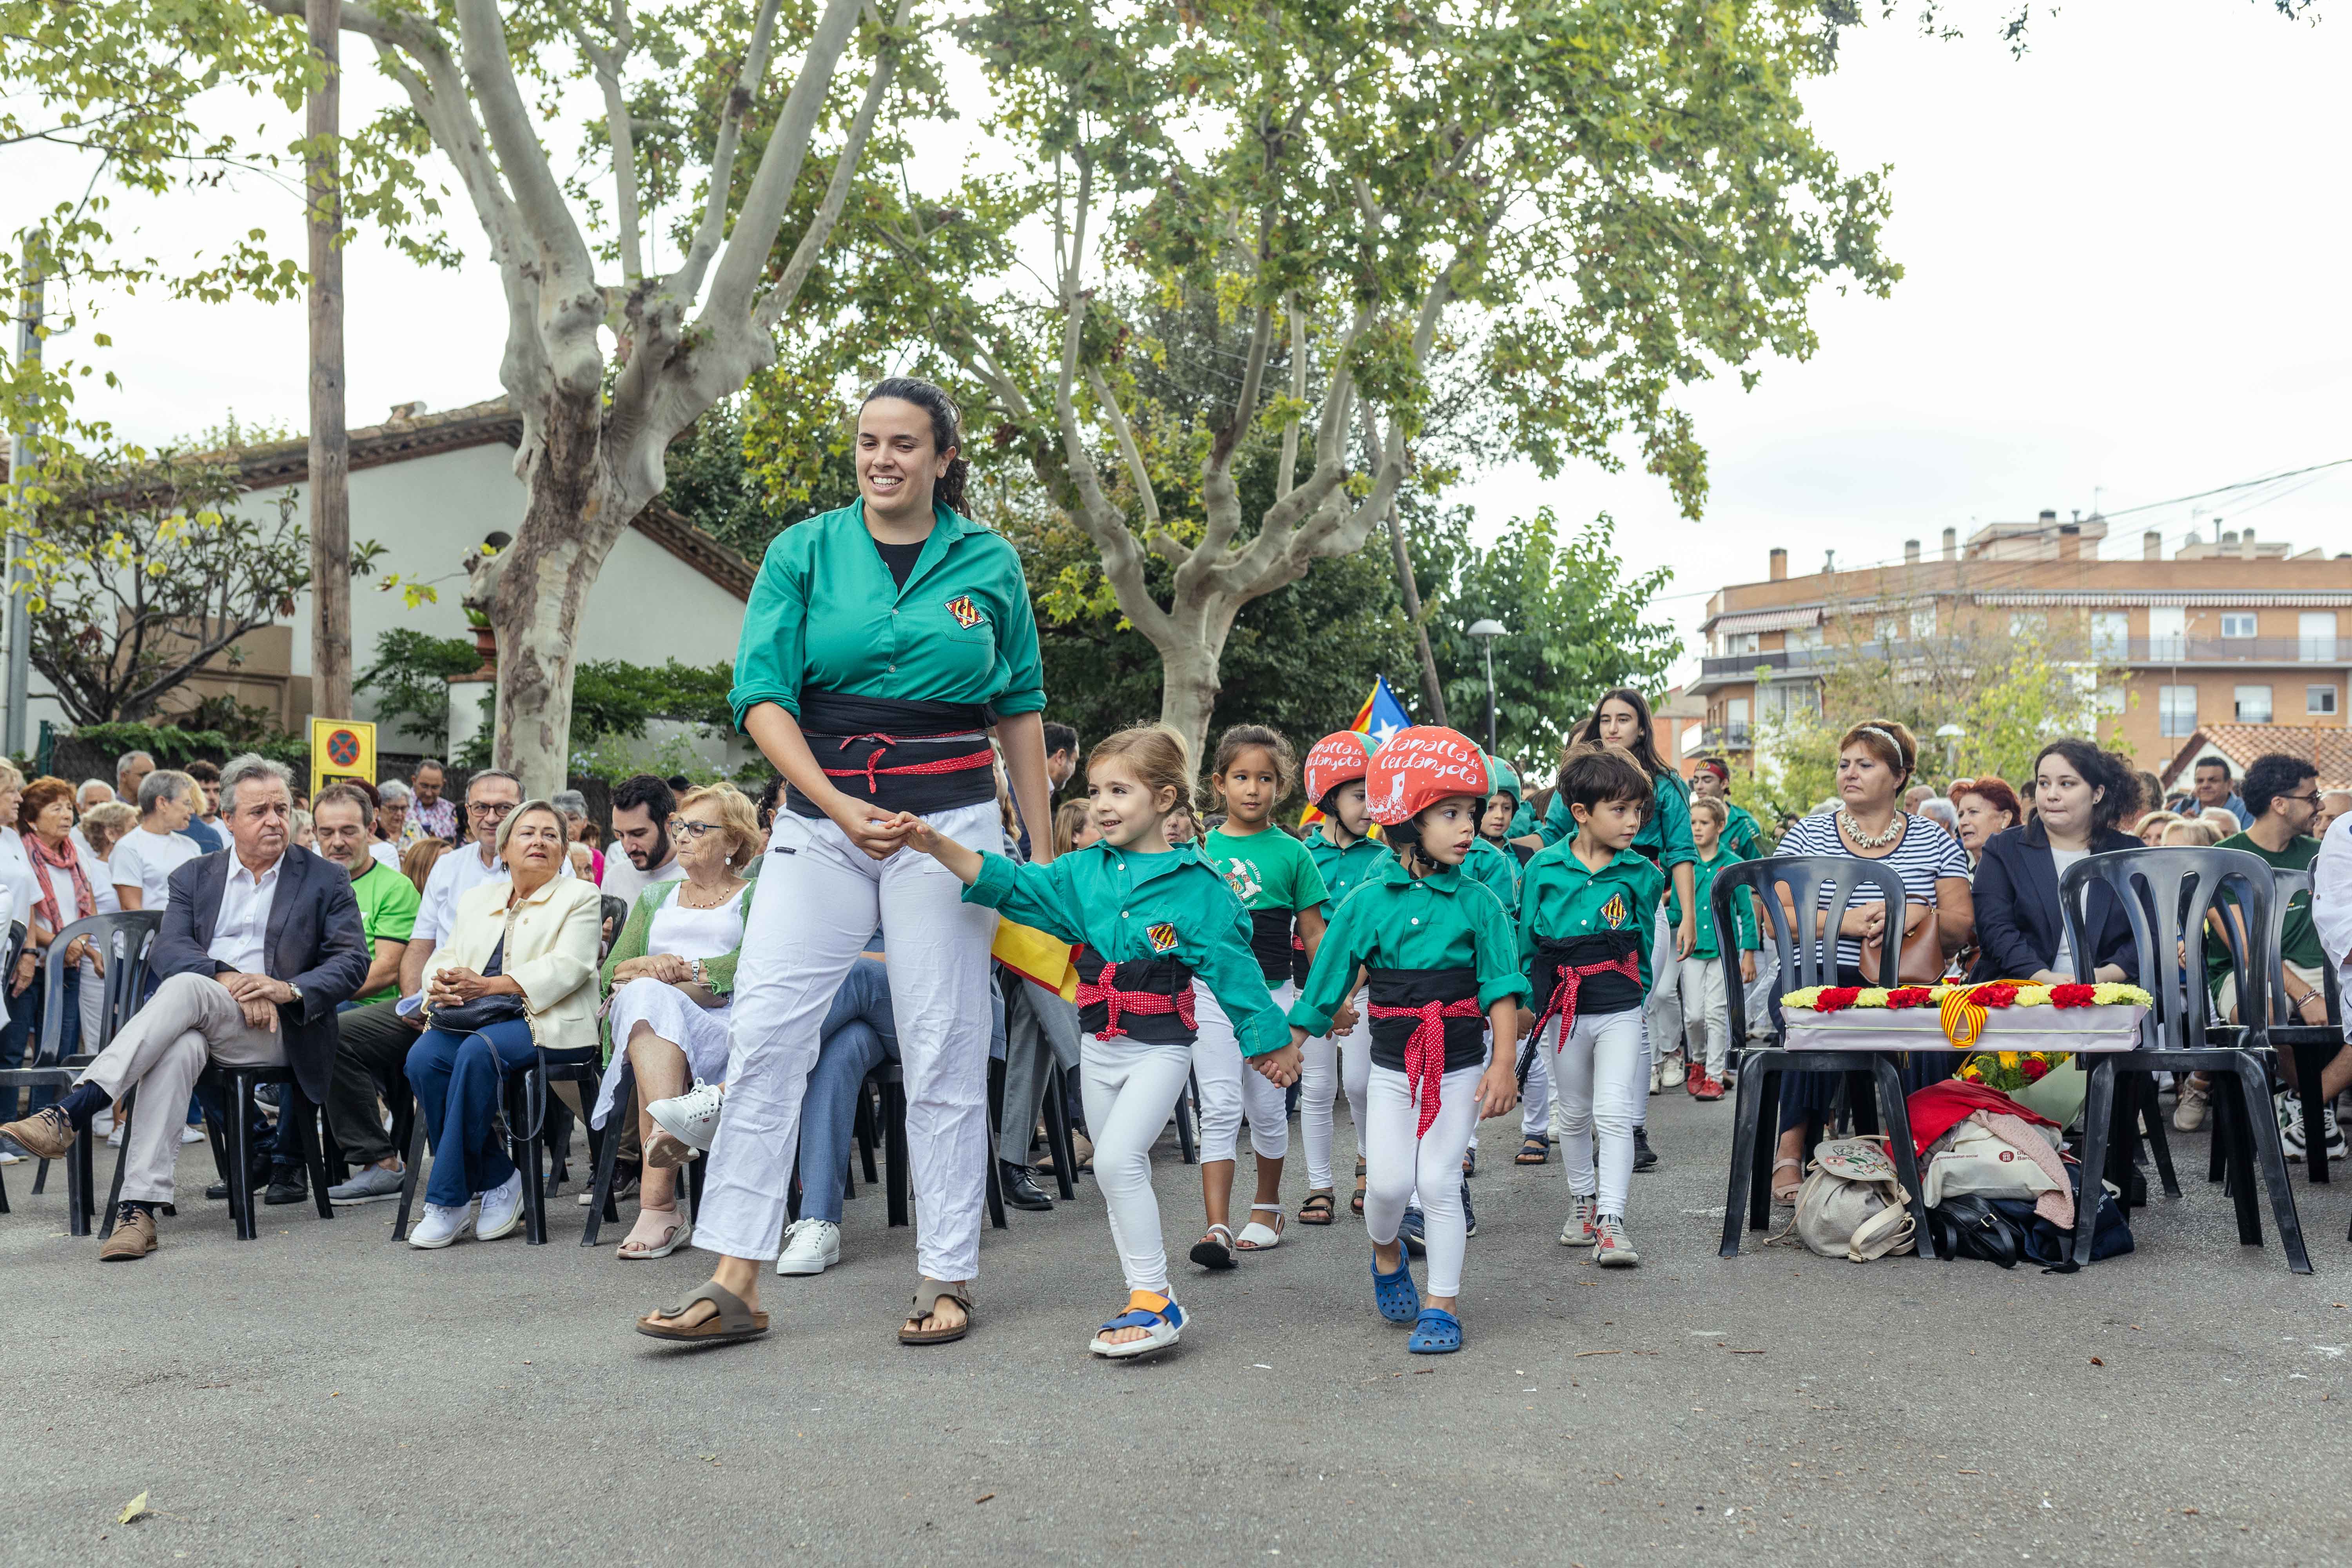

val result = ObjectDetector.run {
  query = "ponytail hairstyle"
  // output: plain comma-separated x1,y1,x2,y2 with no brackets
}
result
1569,687,1679,799
860,376,969,516
1087,724,1193,817
1210,723,1298,799
2033,738,2143,833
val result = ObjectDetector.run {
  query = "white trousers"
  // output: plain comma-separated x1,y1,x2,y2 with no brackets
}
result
1192,982,1291,1164
1078,1030,1196,1297
1298,1006,1371,1191
695,802,999,1278
591,977,734,1129
1675,955,1733,1078
1550,1008,1646,1219
1521,1042,1552,1140
1634,904,1675,1123
1364,1061,1480,1299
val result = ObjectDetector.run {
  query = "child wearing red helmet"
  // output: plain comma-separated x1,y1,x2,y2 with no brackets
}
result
1287,727,1527,1355
1295,730,1389,1222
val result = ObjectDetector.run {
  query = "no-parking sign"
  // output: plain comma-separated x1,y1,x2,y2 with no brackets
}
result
309,717,377,799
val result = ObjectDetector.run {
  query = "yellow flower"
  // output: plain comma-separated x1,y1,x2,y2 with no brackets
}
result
2014,987,2051,1007
1856,989,1889,1007
1781,987,1824,1011
1996,1051,2020,1070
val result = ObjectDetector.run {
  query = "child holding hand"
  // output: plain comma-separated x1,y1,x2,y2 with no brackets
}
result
895,726,1291,1360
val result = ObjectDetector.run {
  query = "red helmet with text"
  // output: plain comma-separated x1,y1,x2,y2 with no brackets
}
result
1365,727,1492,828
1303,731,1377,808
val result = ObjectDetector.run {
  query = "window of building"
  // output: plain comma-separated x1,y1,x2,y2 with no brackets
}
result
1717,630,1760,657
1786,624,1823,652
2159,684,2198,737
2009,611,2049,638
2301,612,2337,662
2148,606,2187,661
2221,612,2258,640
2090,612,2129,662
1911,606,1936,641
2310,684,2338,717
2234,684,2273,724
2093,685,2125,715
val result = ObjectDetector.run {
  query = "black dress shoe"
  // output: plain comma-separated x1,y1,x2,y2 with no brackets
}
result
999,1161,1054,1211
263,1171,310,1205
204,1173,267,1201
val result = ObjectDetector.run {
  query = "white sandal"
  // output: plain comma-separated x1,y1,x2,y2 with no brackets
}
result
1234,1203,1285,1252
617,1206,692,1260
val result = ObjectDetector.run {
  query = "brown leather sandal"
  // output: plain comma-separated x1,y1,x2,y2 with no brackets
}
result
635,1281,768,1344
900,1278,974,1345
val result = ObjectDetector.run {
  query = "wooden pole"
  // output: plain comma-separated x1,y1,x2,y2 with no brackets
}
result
1359,406,1447,725
305,0,352,722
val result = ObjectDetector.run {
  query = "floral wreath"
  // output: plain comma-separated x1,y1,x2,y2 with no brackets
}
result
1780,981,2152,1053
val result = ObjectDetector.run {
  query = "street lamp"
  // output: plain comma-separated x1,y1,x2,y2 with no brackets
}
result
1934,722,1965,779
1468,619,1506,757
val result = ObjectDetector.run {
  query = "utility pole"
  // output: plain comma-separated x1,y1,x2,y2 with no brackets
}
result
1358,407,1447,725
5,251,41,758
306,0,353,721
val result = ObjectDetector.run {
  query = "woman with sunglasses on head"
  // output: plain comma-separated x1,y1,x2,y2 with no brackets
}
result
588,784,760,1260
639,378,1053,1348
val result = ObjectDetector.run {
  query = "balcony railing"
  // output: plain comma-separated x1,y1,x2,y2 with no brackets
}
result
1700,723,1753,751
2119,636,2341,664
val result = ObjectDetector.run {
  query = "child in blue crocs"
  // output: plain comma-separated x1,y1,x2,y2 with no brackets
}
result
1289,728,1528,1355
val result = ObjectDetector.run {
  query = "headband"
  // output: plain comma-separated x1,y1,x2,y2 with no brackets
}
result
1855,724,1905,760
1695,758,1730,782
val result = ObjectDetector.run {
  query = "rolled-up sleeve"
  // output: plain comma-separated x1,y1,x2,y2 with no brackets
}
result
985,550,1046,717
730,542,806,730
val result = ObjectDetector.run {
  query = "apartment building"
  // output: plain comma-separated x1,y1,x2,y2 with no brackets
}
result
1688,512,2352,773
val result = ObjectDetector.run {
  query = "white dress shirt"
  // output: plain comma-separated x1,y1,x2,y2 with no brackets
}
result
210,853,285,974
369,840,402,873
2312,812,2352,1026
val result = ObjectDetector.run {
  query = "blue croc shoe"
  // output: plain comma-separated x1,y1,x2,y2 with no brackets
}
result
1371,1247,1419,1324
1407,1307,1463,1354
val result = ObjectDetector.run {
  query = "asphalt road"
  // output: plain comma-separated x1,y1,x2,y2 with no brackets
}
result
5,1089,2350,1567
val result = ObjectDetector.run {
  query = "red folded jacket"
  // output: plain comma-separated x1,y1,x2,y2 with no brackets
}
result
1905,1079,2059,1158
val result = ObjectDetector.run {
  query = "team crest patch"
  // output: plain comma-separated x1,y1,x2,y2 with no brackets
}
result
945,595,985,630
1600,892,1629,929
1221,861,1263,902
1147,922,1180,954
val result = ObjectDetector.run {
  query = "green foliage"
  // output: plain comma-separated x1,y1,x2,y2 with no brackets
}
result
70,719,305,770
1428,510,1681,767
569,659,736,740
657,396,856,561
356,629,481,753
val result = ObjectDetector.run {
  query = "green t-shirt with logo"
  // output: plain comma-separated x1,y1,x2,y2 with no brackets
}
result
1204,826,1329,913
348,860,422,1003
2207,830,2323,983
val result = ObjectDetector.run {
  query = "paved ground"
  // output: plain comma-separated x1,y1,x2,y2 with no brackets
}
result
4,1089,2351,1567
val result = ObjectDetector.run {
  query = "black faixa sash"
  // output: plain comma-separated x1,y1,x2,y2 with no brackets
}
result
1072,944,1198,1044
785,692,995,819
1247,909,1295,987
1364,966,1486,1075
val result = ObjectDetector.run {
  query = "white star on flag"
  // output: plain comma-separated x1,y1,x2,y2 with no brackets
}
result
1370,719,1401,745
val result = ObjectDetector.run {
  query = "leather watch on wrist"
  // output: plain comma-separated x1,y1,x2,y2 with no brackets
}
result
286,982,305,1010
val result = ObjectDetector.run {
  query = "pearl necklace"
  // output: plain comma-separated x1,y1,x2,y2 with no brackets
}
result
1839,809,1903,849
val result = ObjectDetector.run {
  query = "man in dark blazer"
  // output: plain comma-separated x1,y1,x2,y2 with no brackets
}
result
0,755,369,1260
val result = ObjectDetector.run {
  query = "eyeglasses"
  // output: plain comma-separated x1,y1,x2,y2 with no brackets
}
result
468,799,519,820
667,817,723,840
2281,791,2321,807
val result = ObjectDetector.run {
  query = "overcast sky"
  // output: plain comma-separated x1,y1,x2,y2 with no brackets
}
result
18,1,2349,684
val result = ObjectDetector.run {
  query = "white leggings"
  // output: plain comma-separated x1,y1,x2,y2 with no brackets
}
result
1635,905,1675,1125
1078,1031,1196,1298
1675,954,1733,1077
1298,1006,1370,1191
1193,982,1292,1164
695,802,999,1278
1550,1008,1646,1219
1519,1035,1551,1139
1363,1061,1481,1300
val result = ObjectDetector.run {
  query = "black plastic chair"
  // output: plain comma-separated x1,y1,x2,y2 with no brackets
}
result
2250,866,2339,1185
867,1059,1007,1232
112,1060,339,1242
2058,847,2309,1273
1039,1059,1079,1200
391,1038,603,1246
1173,1069,1199,1163
7,913,161,1234
1712,855,1933,1259
578,1056,706,1247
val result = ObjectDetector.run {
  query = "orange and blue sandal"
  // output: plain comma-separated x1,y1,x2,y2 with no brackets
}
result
1407,1307,1463,1354
1089,1290,1186,1359
1372,1247,1419,1323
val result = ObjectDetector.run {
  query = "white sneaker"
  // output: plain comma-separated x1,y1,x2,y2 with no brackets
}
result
179,1125,206,1145
475,1170,526,1240
776,1218,841,1276
650,1082,724,1153
1560,1192,1599,1247
408,1201,474,1249
106,1127,124,1148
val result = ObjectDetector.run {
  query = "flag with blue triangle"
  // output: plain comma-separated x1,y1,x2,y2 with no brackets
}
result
1303,675,1417,827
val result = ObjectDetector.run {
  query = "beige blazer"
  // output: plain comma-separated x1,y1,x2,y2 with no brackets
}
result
428,874,604,1053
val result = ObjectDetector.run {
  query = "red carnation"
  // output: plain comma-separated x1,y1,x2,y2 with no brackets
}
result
1815,986,1862,1012
2020,1057,2052,1082
1885,987,1935,1009
1971,983,2019,1008
2049,984,2098,1009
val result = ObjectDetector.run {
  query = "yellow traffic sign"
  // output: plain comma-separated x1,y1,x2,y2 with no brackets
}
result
309,717,377,799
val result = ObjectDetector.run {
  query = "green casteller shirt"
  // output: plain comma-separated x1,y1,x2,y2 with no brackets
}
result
964,842,1288,1056
2206,831,2324,984
1466,834,1522,910
348,861,421,1004
1539,771,1697,870
1306,829,1389,919
1289,855,1530,1036
1510,799,1542,840
1718,802,1766,861
728,502,1046,730
1204,826,1329,912
1669,847,1760,960
1517,839,1668,991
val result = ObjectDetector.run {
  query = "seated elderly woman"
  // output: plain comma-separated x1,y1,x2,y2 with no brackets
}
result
404,799,604,1249
589,784,758,1260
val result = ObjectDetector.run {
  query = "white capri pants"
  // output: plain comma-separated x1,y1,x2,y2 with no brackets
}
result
589,977,733,1130
1079,1030,1196,1298
1675,955,1733,1079
1363,1061,1481,1301
695,801,999,1280
1193,982,1292,1164
1299,1005,1371,1191
1550,1007,1646,1220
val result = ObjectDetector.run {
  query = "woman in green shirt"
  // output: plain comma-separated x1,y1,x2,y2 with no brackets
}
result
641,379,1054,1350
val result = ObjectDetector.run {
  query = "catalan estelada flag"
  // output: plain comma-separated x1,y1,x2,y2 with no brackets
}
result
1301,675,1415,827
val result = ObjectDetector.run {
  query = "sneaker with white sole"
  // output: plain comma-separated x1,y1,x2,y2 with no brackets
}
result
475,1170,526,1240
408,1201,473,1249
1593,1214,1640,1267
777,1218,841,1276
2173,1074,2211,1132
180,1124,207,1145
328,1163,407,1205
1560,1192,1599,1247
650,1082,724,1153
